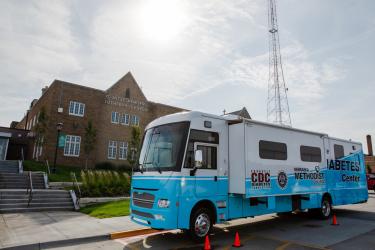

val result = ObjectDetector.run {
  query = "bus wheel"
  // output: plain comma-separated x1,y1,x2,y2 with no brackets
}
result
318,196,332,219
189,207,212,242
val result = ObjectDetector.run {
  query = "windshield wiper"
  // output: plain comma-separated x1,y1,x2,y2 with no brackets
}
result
143,162,162,174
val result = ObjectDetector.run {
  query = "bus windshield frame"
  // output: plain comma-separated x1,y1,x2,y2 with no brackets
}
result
136,121,190,173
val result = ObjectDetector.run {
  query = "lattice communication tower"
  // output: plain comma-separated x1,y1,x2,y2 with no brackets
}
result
267,0,292,126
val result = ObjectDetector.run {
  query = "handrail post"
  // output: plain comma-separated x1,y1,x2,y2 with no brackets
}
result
71,172,81,207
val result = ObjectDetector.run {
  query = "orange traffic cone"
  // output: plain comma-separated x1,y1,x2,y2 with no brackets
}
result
232,232,243,247
331,214,339,226
203,235,211,250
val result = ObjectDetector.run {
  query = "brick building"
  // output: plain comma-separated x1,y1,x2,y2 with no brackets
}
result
16,72,184,168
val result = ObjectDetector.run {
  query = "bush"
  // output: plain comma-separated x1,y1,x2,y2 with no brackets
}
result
95,162,117,171
80,170,130,197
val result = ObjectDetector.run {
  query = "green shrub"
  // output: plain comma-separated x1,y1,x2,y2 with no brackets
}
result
80,170,130,197
95,162,117,171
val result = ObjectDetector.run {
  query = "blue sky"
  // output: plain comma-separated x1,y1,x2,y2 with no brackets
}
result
0,0,374,152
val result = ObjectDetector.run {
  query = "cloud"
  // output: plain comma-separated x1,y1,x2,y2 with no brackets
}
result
224,41,345,104
0,1,80,103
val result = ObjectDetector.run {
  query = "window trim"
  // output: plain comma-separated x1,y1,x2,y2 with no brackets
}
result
111,111,120,124
300,145,322,162
63,135,81,157
108,140,117,159
131,115,140,126
119,141,128,160
259,140,288,160
193,142,218,170
69,101,85,117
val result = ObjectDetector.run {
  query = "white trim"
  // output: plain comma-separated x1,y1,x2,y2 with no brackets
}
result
108,140,117,159
63,135,81,157
111,112,120,124
69,101,85,117
0,132,11,137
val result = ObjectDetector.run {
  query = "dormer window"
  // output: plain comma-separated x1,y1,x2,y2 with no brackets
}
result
125,88,130,98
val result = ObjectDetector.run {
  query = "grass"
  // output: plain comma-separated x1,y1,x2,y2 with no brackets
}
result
23,160,82,182
79,199,130,218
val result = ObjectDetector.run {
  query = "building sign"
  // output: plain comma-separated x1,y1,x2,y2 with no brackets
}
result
104,95,148,112
58,133,66,148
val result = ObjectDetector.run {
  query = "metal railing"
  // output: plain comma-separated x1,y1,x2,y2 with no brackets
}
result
71,172,81,207
26,171,33,207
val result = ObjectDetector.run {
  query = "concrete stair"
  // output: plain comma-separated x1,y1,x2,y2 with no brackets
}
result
0,160,19,173
0,189,74,213
0,172,46,189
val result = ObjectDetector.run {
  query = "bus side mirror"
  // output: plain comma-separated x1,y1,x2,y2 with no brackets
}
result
194,150,203,168
190,150,203,176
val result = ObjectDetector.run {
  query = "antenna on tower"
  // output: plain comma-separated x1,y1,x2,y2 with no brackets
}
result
267,0,292,126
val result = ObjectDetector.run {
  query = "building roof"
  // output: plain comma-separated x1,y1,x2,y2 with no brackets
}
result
229,107,251,119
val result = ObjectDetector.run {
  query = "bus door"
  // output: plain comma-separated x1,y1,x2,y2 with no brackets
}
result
194,142,219,197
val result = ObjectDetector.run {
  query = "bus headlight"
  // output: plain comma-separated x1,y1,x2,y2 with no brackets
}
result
157,199,170,208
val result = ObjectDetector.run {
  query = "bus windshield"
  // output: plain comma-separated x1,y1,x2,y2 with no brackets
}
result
137,121,190,173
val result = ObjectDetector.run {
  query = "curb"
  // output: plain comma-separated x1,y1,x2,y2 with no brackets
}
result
1,228,162,250
0,234,109,250
110,228,162,239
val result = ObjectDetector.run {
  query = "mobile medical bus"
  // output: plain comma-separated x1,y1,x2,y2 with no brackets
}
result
130,111,368,240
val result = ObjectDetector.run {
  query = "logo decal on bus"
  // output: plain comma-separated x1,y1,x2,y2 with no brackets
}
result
250,170,271,189
277,171,288,189
294,167,325,184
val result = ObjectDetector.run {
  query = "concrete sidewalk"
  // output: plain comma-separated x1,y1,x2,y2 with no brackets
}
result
0,211,145,249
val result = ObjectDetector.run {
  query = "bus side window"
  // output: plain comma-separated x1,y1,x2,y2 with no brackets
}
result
334,144,344,159
197,145,217,169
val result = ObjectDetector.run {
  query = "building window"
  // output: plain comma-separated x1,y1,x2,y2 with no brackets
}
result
131,115,140,126
125,88,130,98
125,114,130,125
334,144,344,159
300,145,322,162
119,142,128,160
64,135,81,157
111,112,119,124
259,140,287,160
120,114,130,125
108,140,117,159
69,101,85,117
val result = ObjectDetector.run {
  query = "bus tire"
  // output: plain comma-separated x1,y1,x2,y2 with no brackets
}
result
318,195,332,219
189,207,213,242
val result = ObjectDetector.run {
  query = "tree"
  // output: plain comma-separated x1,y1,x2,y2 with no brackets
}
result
84,120,97,170
367,165,372,174
33,106,48,161
128,126,141,168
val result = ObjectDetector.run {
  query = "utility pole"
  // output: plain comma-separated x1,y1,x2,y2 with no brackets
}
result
267,0,292,126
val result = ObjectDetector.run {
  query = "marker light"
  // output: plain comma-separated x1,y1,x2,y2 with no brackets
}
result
157,199,170,208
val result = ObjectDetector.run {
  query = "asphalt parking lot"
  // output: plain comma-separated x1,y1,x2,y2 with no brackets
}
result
51,192,375,250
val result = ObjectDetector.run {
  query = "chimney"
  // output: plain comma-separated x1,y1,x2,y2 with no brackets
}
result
367,135,373,156
42,86,49,96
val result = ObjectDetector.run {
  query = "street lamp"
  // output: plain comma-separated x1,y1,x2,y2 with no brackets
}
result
53,122,63,173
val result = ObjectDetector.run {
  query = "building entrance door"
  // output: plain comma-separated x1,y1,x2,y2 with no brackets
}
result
0,137,9,160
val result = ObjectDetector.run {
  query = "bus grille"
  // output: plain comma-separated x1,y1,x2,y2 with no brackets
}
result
133,191,155,208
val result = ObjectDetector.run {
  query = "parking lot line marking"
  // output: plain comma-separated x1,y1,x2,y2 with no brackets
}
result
255,235,329,250
276,242,292,250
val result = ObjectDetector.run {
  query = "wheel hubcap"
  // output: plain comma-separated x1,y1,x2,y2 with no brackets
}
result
322,200,330,217
194,213,210,237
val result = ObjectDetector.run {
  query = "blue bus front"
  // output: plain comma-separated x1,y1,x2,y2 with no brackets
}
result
130,121,190,229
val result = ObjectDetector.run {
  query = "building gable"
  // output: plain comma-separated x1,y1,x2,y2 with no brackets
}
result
106,72,147,102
